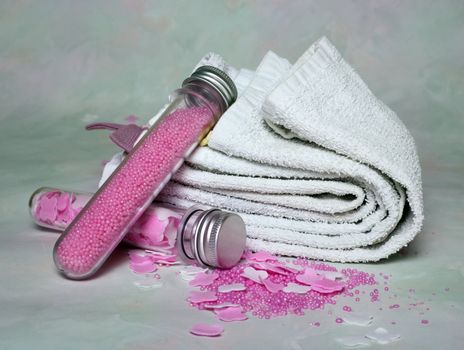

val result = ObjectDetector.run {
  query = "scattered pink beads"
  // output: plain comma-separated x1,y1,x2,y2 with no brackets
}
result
188,256,378,320
54,107,213,277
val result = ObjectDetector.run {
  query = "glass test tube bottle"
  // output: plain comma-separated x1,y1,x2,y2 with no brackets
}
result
31,187,246,269
53,66,238,279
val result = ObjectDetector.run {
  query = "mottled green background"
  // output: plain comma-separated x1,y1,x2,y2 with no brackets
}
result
0,1,463,349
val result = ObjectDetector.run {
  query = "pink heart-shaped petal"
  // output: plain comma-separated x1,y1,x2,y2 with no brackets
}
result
141,215,166,243
214,306,248,322
188,290,218,303
310,278,344,293
190,323,224,337
56,192,71,211
261,277,284,293
37,195,58,223
241,266,268,284
189,272,219,287
128,250,153,264
244,250,277,262
251,261,297,275
129,260,157,274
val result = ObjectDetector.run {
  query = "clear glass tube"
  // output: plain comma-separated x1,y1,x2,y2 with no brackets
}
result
53,66,236,279
32,187,247,269
30,187,183,251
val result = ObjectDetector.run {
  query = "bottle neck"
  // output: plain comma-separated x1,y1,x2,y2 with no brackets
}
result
177,80,227,119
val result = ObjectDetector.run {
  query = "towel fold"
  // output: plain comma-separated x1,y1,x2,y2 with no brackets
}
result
100,37,423,262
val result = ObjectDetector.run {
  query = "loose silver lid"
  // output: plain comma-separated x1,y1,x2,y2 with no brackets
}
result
176,206,246,269
183,65,238,109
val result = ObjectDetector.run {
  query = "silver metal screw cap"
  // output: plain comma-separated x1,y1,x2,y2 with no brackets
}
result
182,65,238,109
176,206,246,269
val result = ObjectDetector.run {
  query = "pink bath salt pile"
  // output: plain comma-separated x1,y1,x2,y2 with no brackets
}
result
35,190,80,226
55,106,213,276
188,251,378,320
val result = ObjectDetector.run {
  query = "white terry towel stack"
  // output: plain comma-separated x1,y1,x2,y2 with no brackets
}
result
101,37,423,263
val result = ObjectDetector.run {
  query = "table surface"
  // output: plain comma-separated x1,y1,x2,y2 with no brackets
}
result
1,1,463,349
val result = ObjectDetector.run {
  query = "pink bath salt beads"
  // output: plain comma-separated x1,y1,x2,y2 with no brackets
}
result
187,251,381,320
54,106,213,278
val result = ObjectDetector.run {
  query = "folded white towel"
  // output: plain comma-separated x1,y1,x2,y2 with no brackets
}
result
101,37,423,262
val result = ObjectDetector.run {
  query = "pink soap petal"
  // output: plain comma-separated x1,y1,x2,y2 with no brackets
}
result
261,277,284,293
179,266,208,281
302,267,323,278
245,250,278,262
147,252,177,265
311,285,340,294
37,195,58,223
295,268,324,285
268,261,300,274
251,261,297,275
149,206,182,221
282,282,312,294
164,217,179,248
73,194,87,208
218,283,246,293
141,215,166,243
241,266,268,284
295,275,314,286
203,302,239,309
310,278,344,293
45,190,60,199
129,219,144,235
214,306,248,322
128,250,152,264
129,260,157,274
189,272,219,287
56,192,71,211
188,290,218,303
322,270,344,280
294,270,344,293
190,323,224,337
